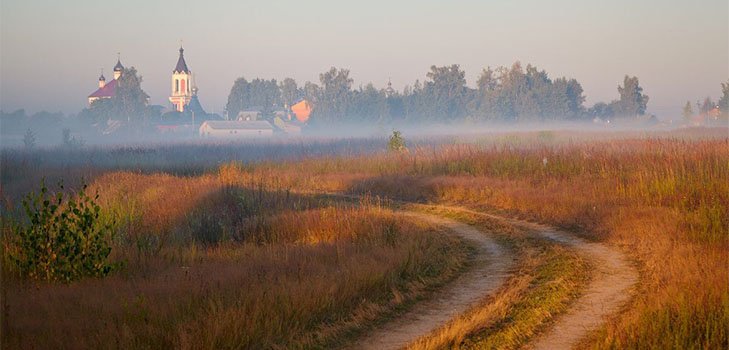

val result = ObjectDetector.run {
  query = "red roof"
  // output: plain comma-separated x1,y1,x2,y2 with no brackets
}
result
88,79,118,98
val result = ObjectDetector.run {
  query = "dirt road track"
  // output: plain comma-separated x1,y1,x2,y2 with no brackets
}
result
350,211,515,350
350,205,637,350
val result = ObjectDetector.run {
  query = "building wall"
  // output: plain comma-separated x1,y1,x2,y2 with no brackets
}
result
199,125,273,138
170,72,192,112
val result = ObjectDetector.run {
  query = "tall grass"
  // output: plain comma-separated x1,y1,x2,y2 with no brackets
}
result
218,136,728,348
2,172,469,349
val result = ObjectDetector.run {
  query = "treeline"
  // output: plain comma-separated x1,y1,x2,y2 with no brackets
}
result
226,62,661,124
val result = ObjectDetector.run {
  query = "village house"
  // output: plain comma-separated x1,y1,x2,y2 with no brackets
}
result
199,120,274,138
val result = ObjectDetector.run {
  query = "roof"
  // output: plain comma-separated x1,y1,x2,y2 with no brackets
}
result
88,79,118,98
113,59,124,72
202,120,273,130
174,47,190,73
186,95,206,116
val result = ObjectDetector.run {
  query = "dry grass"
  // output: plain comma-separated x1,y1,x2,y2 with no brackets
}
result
2,172,469,349
2,129,726,348
218,134,728,348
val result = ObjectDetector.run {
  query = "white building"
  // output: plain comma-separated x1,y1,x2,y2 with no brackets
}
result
199,120,274,138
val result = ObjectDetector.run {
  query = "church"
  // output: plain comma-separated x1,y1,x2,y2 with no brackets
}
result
88,46,208,116
87,58,124,105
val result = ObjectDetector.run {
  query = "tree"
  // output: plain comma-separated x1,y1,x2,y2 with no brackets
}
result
225,78,281,119
226,77,250,119
421,64,471,121
115,67,148,123
719,80,729,117
700,97,715,114
614,75,649,117
280,78,300,108
312,67,353,123
78,67,149,128
23,128,36,149
588,102,614,120
682,101,694,120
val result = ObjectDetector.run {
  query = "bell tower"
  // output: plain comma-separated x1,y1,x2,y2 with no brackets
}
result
169,45,193,112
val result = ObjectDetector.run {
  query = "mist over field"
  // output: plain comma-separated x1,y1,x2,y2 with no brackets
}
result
2,1,728,349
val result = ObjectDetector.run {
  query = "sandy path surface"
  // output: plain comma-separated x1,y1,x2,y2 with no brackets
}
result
349,211,515,350
526,225,638,349
438,206,638,350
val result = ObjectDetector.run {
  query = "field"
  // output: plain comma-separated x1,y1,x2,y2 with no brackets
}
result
1,127,727,349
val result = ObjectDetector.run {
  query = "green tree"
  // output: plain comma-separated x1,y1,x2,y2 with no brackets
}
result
313,67,353,123
115,67,148,123
614,75,649,117
280,78,300,108
79,67,149,127
719,80,729,117
421,64,471,121
226,77,250,119
682,101,694,120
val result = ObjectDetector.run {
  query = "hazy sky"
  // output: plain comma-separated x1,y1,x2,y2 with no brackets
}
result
1,0,727,116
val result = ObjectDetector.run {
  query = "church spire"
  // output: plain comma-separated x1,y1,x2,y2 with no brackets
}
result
174,46,190,74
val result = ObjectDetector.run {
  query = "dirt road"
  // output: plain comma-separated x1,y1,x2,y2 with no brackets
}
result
350,205,637,350
350,211,515,350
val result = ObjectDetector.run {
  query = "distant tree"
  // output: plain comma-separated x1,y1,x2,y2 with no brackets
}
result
280,78,300,108
313,67,353,124
225,77,281,119
61,128,83,148
421,64,471,121
226,77,249,119
719,80,729,117
700,97,715,114
614,75,649,117
115,67,148,123
682,101,694,120
23,128,36,149
588,102,614,120
78,67,149,128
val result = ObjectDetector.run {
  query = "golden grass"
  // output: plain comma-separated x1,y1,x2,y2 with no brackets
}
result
218,136,728,348
2,172,470,349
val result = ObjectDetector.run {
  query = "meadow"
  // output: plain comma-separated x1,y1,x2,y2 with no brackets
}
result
1,127,727,349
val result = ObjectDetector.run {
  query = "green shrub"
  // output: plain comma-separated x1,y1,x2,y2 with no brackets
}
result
388,130,406,152
7,180,118,282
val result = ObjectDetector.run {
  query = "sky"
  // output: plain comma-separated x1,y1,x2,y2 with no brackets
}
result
1,0,727,117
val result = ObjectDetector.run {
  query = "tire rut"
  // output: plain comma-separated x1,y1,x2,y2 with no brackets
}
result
349,211,515,350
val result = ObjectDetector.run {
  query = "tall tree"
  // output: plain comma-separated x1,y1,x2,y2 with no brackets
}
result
682,101,694,120
280,78,300,108
313,67,353,123
114,67,148,124
700,97,715,114
421,64,470,121
719,80,729,117
226,77,250,119
614,75,649,117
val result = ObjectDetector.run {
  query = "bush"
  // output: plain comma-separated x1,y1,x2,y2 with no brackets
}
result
7,180,118,282
388,130,406,152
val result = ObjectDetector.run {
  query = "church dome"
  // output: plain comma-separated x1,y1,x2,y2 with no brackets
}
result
113,59,124,72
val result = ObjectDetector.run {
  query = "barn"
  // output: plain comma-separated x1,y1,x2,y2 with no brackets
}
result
199,120,274,138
